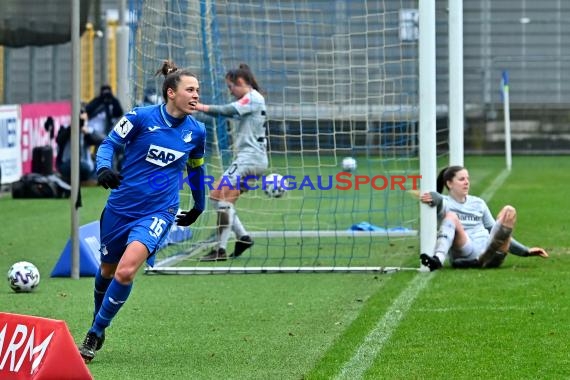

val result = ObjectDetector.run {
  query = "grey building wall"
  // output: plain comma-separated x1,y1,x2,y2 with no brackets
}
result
459,0,570,151
2,0,569,149
4,45,71,104
1,0,116,104
449,0,570,109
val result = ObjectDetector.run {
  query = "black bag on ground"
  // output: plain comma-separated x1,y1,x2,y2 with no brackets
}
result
32,146,54,175
11,173,64,199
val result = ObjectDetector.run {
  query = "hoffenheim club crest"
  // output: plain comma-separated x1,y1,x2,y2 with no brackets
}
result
183,130,193,143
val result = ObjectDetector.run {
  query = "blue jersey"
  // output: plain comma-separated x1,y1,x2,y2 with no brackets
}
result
96,104,206,219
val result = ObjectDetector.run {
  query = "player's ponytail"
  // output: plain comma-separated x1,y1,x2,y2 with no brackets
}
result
226,63,262,93
155,60,198,102
155,60,179,77
436,168,447,193
437,165,464,193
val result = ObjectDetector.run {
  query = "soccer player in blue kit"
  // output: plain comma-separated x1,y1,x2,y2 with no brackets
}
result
419,166,548,271
78,60,206,363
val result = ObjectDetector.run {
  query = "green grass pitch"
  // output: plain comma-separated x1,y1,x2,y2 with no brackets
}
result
1,155,569,379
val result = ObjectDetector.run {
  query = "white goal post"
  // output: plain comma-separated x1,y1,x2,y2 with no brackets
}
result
126,0,449,274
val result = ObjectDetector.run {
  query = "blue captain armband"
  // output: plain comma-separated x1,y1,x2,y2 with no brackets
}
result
187,157,204,168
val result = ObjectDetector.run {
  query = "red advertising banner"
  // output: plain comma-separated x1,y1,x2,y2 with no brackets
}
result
0,312,92,379
20,102,71,174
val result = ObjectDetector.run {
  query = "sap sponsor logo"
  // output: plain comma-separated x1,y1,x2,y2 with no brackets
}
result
114,117,134,138
0,323,54,374
146,144,184,167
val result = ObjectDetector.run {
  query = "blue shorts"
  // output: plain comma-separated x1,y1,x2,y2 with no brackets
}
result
99,207,173,264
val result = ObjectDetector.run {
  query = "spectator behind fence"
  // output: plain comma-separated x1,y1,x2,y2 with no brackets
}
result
86,85,125,172
86,84,124,137
55,107,102,184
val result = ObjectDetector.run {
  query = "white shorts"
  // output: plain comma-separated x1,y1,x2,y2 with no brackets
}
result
449,236,488,262
222,154,268,187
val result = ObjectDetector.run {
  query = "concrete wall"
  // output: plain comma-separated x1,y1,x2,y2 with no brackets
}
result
3,0,569,152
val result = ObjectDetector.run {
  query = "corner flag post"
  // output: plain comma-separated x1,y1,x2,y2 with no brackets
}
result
502,70,512,171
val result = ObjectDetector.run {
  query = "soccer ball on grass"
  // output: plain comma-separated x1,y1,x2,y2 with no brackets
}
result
7,261,41,293
264,173,288,198
341,157,357,172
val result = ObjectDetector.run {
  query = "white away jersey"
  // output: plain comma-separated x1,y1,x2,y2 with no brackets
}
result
439,195,496,241
230,89,267,156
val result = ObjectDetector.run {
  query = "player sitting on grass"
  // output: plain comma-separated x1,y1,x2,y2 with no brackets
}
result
419,166,548,271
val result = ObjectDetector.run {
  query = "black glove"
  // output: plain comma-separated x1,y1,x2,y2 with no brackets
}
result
97,168,123,189
175,208,203,226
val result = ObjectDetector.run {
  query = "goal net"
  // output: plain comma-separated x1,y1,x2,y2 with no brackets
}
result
130,0,425,274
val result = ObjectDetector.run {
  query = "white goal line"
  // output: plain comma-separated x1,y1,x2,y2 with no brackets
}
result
145,266,421,275
247,230,418,238
147,229,419,272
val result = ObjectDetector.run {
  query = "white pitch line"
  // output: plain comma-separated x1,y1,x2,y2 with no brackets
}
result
480,168,510,202
416,304,556,313
334,167,511,379
334,273,433,380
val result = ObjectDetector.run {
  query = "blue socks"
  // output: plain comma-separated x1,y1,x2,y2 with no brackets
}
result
93,270,113,319
90,279,132,336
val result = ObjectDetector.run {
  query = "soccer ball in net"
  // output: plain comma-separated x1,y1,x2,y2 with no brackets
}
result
264,173,287,198
341,157,357,172
7,261,41,293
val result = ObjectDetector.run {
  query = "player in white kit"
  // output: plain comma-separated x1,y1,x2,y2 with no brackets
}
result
193,63,268,261
419,166,548,271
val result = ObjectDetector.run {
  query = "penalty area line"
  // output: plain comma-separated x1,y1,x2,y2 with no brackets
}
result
480,168,510,202
334,167,511,378
333,273,433,380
